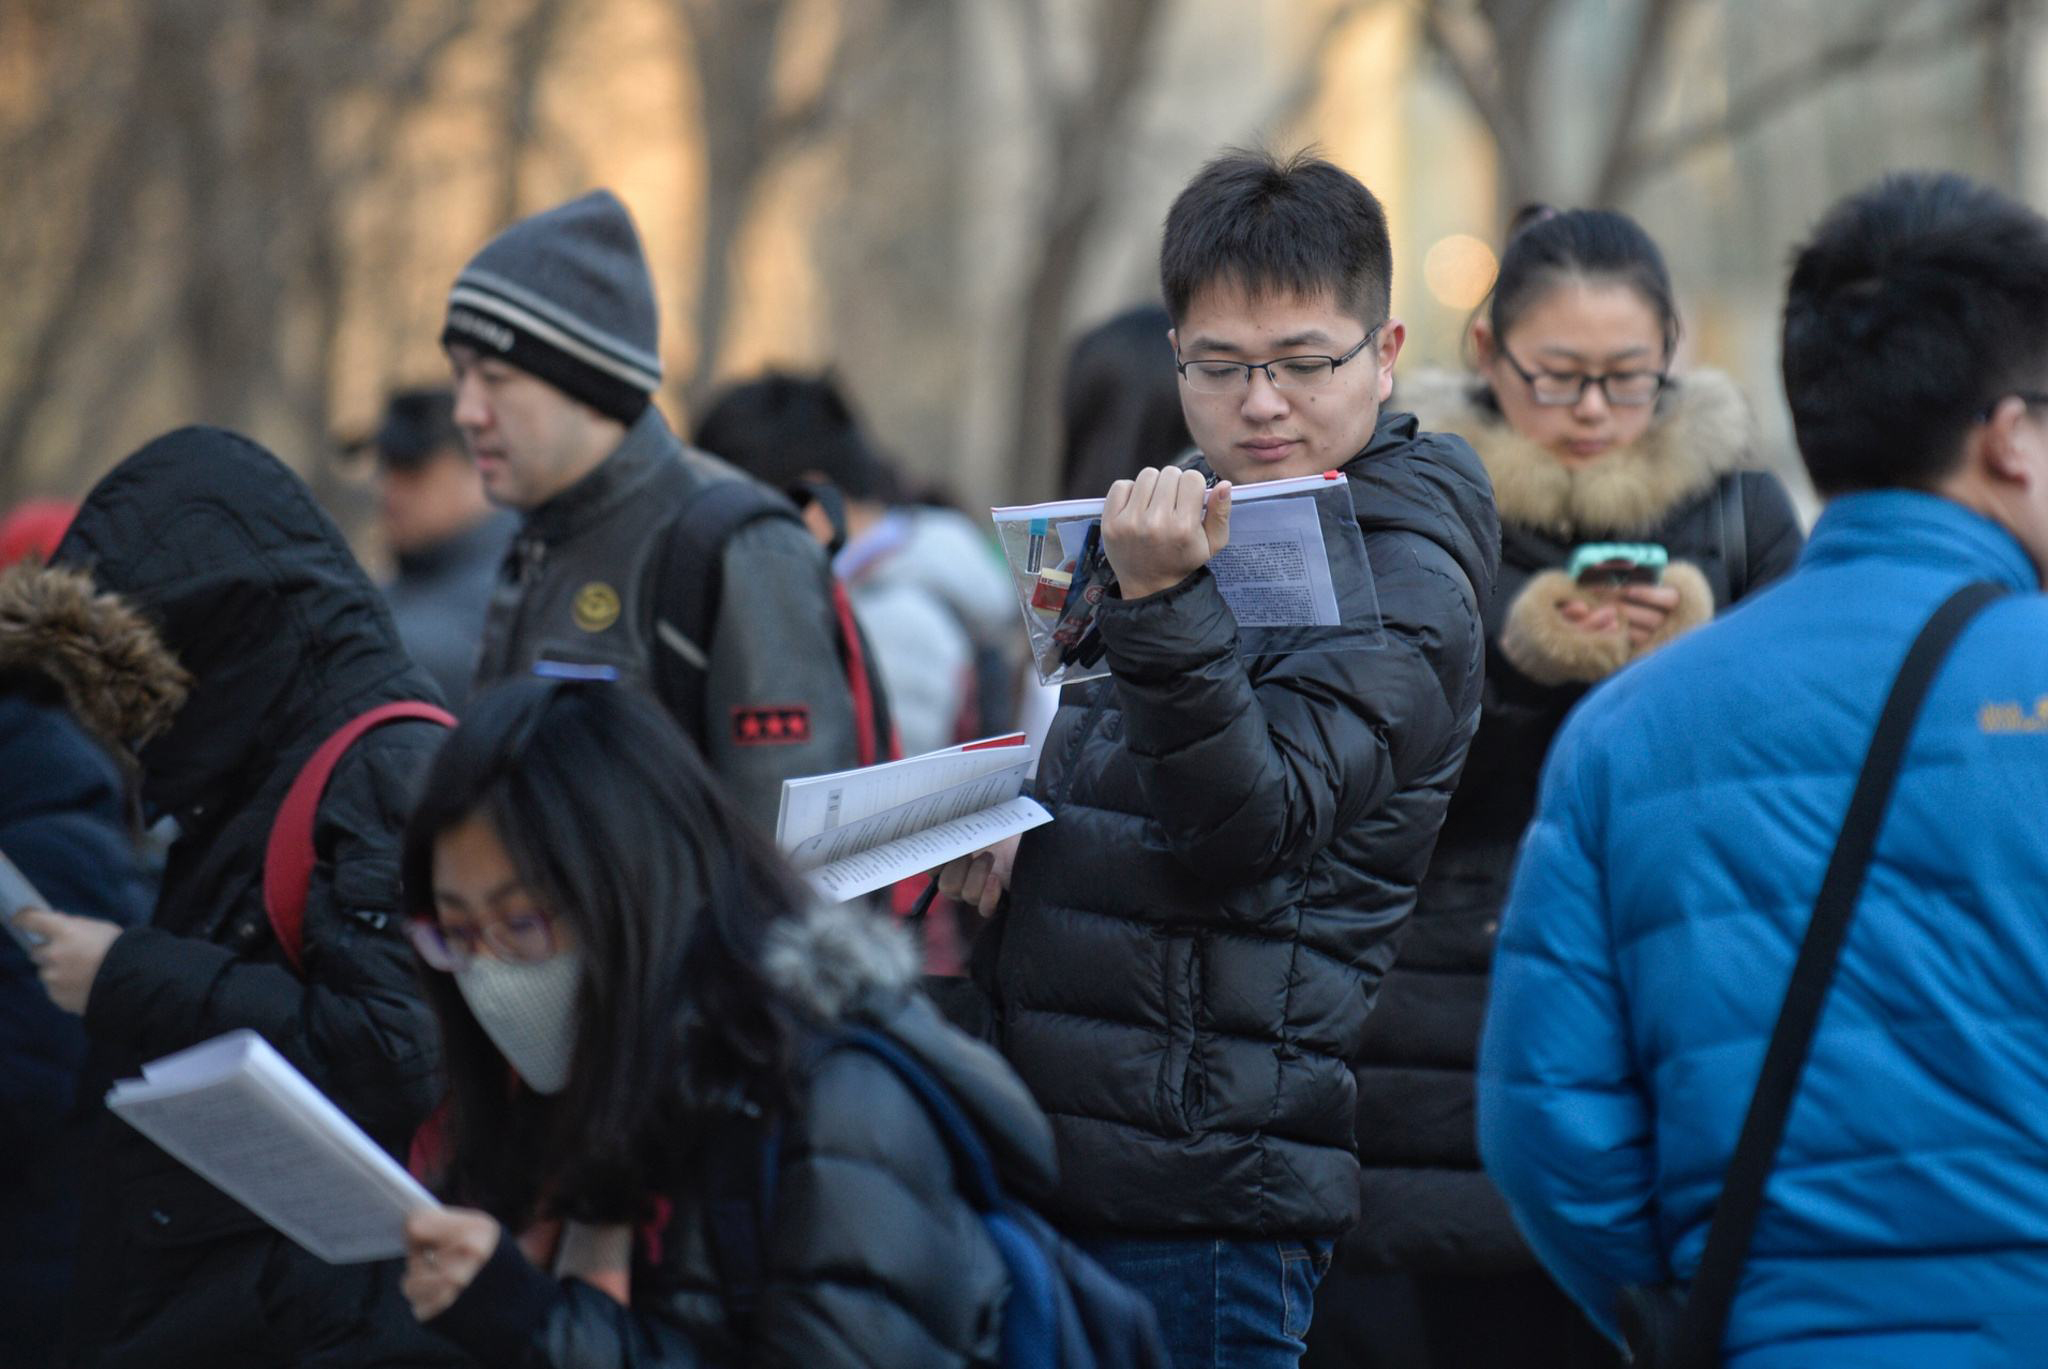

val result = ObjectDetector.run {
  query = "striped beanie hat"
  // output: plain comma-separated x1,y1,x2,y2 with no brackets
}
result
443,189,661,424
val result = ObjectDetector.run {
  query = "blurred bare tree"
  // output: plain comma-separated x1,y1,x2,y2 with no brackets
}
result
0,0,478,505
673,0,943,410
3,0,2041,517
1417,0,2042,215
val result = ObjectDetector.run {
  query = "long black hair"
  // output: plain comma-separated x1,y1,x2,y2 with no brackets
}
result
401,677,813,1225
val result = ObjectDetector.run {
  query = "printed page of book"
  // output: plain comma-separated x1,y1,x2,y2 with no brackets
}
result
106,1030,439,1264
776,734,1032,850
800,794,1053,902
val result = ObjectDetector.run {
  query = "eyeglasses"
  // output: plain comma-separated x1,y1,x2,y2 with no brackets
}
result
407,912,558,971
1497,347,1666,407
1176,323,1384,394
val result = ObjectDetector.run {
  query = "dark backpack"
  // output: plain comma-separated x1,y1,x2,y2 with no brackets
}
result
707,1025,1171,1369
650,477,896,769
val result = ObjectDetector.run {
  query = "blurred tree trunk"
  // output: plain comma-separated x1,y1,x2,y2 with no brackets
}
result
1982,0,2036,192
494,0,575,227
1002,0,1170,502
673,0,932,413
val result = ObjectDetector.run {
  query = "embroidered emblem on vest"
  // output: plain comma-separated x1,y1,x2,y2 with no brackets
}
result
732,705,812,746
573,582,622,633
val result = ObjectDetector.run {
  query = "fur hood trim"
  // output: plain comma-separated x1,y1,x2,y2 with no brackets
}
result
0,563,190,755
762,899,919,1023
1399,367,1759,537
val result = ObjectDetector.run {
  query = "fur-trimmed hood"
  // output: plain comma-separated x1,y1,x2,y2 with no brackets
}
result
0,562,190,760
1397,367,1760,538
762,898,919,1023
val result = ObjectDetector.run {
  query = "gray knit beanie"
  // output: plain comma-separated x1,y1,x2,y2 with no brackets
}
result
443,189,661,424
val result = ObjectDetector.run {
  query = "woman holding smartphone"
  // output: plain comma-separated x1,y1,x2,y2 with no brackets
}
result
1310,209,1804,1369
396,676,1064,1367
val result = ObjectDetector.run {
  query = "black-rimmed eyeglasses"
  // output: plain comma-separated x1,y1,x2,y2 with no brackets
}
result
1176,322,1384,394
1497,347,1666,408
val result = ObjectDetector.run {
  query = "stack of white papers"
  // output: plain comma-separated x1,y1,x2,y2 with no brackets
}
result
107,1030,440,1264
776,734,1054,901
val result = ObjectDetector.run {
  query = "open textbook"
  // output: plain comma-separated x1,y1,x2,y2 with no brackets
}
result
991,469,1381,687
106,1030,439,1264
777,733,1052,902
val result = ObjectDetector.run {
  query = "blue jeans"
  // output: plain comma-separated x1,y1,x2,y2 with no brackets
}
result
1080,1235,1335,1369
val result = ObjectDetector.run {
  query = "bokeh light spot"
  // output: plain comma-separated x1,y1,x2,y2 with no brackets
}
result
1424,234,1499,311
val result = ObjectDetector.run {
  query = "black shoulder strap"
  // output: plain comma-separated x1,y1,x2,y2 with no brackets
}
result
1719,473,1750,604
1677,579,2005,1362
650,478,805,745
702,1108,784,1327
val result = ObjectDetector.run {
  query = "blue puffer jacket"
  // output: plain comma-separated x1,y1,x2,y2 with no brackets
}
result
1477,491,2048,1367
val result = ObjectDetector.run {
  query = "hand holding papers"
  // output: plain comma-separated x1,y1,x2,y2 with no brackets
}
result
107,1030,440,1264
993,469,1379,686
776,734,1053,903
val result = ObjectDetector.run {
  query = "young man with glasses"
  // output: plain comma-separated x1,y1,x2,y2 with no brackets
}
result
947,149,1500,1366
1479,174,2048,1363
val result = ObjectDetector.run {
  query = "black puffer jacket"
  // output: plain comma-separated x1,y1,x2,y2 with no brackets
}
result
1343,371,1803,1272
52,428,459,1368
427,902,1058,1367
988,409,1499,1238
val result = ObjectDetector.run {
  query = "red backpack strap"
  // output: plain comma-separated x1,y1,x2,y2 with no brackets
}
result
263,701,456,974
828,581,886,768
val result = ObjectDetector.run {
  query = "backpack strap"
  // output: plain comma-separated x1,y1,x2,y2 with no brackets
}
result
834,1027,1003,1208
651,476,894,767
1661,580,2004,1364
262,701,456,975
702,1108,785,1325
1718,472,1750,604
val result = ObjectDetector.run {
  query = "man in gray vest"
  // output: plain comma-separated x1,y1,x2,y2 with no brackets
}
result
445,189,858,831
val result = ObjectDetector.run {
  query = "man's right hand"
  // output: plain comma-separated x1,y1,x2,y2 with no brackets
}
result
934,835,1021,918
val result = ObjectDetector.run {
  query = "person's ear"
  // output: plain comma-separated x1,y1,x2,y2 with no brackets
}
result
1980,396,2038,487
1471,318,1497,367
1374,320,1406,403
1166,326,1179,359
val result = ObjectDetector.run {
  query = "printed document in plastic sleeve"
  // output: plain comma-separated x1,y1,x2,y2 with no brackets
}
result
1206,494,1341,626
1048,496,1338,628
106,1029,440,1264
777,733,1052,902
993,469,1375,687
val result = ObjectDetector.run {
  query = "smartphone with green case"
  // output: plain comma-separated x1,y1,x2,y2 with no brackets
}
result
1567,542,1667,587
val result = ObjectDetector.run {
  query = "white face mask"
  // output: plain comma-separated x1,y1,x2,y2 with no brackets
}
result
453,950,584,1095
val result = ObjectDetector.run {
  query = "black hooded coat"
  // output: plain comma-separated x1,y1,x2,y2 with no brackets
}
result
986,409,1500,1238
52,428,458,1368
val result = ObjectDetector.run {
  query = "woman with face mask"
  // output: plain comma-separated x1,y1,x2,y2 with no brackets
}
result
396,677,1061,1366
1308,210,1806,1369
